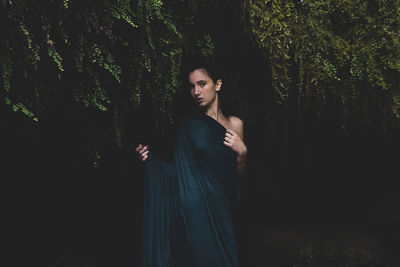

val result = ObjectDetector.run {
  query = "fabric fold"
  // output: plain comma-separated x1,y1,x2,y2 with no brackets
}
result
143,152,176,267
142,112,239,267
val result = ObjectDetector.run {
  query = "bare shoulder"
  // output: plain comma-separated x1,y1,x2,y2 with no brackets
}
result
228,116,243,128
228,116,244,136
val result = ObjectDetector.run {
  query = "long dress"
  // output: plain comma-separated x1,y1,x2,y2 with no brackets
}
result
142,111,240,267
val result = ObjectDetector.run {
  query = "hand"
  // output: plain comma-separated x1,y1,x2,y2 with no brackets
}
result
136,144,150,162
223,129,247,158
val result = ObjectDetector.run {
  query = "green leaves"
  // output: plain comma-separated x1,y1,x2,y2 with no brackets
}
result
1,63,12,92
7,99,38,122
48,46,64,72
196,34,215,59
244,0,400,130
112,0,138,28
245,0,297,101
2,0,400,172
63,0,70,9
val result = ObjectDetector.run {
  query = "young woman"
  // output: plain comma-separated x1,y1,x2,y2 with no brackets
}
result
136,63,247,267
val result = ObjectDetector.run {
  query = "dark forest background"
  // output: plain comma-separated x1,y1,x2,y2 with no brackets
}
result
2,0,400,266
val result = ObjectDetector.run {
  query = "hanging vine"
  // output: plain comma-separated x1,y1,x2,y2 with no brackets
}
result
2,0,399,169
243,0,400,130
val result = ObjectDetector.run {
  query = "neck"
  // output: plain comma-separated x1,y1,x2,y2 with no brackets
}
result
204,98,221,120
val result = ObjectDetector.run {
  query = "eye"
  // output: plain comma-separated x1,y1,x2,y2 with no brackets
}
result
199,82,206,87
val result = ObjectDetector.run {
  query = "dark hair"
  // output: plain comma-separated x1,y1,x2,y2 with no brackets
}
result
182,57,233,116
184,55,224,84
187,64,222,84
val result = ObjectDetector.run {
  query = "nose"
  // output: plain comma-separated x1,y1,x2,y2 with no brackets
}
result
194,86,201,96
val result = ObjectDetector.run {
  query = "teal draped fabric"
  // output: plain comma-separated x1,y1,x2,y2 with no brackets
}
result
142,111,240,267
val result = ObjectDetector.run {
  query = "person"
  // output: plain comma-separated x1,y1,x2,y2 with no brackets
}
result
136,63,247,267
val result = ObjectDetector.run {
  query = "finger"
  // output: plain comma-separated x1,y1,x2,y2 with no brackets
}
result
225,129,234,135
136,144,143,151
224,136,232,142
226,131,236,138
225,133,234,140
142,155,148,162
223,140,231,146
142,150,149,157
139,145,149,154
226,129,236,135
226,133,235,139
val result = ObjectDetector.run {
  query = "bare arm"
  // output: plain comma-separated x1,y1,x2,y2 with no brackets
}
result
224,116,247,178
234,119,247,178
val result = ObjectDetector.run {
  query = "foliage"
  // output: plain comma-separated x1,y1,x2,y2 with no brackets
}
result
1,0,400,169
244,0,297,102
0,0,227,167
0,0,185,156
244,0,400,130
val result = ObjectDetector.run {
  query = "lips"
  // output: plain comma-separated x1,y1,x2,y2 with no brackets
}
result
196,98,204,103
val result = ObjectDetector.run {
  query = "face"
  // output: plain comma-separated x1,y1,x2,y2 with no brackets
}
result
188,69,222,108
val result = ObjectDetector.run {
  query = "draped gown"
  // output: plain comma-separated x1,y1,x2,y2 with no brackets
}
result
142,111,240,267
